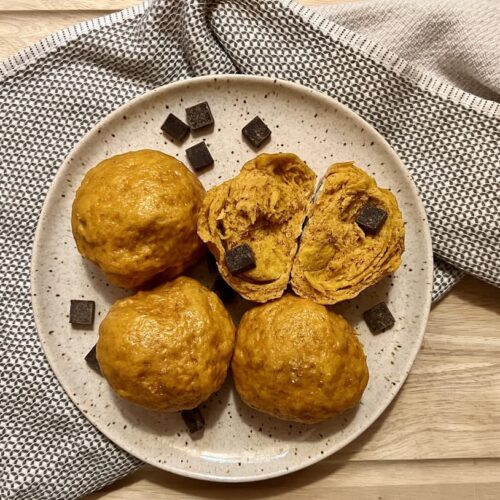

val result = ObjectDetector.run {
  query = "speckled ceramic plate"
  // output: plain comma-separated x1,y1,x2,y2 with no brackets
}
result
32,75,432,482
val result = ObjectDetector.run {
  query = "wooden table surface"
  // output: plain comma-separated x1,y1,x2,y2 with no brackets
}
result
3,1,499,498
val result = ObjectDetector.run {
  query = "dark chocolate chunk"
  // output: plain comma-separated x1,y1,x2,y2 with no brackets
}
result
161,113,189,142
69,300,95,325
181,407,205,433
185,101,214,130
85,344,101,374
242,116,271,148
356,203,388,235
186,142,214,171
363,302,395,334
225,243,256,274
212,275,236,303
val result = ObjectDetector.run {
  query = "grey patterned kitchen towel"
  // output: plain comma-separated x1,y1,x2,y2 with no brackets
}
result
1,0,498,498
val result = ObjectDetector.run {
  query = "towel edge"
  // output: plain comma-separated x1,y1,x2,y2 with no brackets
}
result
282,0,500,119
0,1,149,83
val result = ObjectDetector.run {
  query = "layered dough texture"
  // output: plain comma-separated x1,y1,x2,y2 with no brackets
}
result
291,162,405,304
199,157,404,304
197,153,317,302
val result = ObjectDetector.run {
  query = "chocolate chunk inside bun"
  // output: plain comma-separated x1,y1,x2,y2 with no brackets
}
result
291,162,404,304
197,153,316,302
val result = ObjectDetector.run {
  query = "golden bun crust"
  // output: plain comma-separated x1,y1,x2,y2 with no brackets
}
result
232,294,369,423
97,277,235,411
72,149,205,288
197,153,316,302
291,162,404,304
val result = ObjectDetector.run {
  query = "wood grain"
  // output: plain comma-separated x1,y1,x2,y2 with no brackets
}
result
0,12,109,58
3,0,499,499
335,276,500,462
87,458,500,499
0,0,349,60
0,0,345,10
0,0,138,10
86,278,500,498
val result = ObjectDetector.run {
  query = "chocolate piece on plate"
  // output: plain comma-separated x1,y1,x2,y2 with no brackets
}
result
186,142,214,171
363,302,395,334
242,116,271,148
181,407,205,433
69,300,95,326
356,203,388,235
161,113,190,142
185,101,214,130
225,244,256,274
85,344,101,374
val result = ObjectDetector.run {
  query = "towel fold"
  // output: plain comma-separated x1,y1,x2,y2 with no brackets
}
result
0,1,498,498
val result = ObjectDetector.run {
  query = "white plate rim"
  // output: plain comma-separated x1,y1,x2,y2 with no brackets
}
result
31,74,433,482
